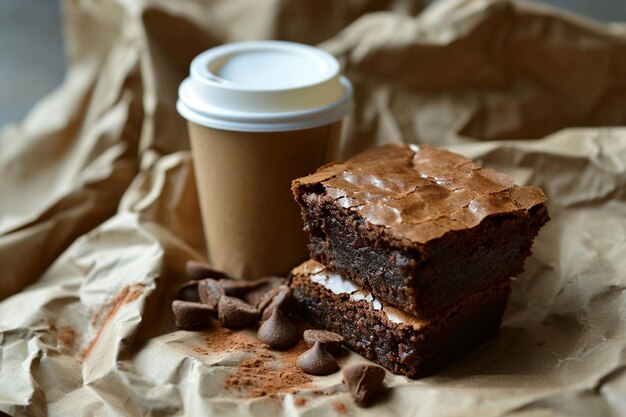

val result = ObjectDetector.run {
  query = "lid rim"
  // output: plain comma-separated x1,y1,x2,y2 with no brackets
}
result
179,76,352,123
177,107,352,133
177,80,353,133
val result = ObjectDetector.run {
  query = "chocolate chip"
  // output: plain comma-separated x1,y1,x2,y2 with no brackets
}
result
217,295,258,328
198,278,223,309
258,285,295,320
177,280,200,302
257,307,299,350
219,277,285,307
342,363,386,403
171,300,214,330
186,260,227,281
303,330,344,354
296,341,339,376
219,277,272,296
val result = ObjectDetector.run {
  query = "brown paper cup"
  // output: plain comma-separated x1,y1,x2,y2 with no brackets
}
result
178,41,352,278
188,121,342,278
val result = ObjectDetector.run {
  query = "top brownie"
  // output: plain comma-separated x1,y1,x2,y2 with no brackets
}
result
292,143,549,317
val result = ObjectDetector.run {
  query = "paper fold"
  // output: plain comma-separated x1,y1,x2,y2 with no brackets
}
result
1,0,625,416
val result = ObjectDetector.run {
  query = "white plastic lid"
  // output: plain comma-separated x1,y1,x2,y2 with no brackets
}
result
177,41,353,132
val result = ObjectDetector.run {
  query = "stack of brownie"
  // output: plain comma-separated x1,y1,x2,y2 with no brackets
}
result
289,143,549,378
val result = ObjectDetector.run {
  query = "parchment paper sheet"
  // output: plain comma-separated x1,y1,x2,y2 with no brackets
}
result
1,0,626,416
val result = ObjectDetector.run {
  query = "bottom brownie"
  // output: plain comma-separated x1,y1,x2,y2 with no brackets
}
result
290,260,511,379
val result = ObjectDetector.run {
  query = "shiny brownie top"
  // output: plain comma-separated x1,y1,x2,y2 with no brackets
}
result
292,143,547,244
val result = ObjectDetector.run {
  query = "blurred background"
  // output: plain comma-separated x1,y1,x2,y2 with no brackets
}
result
1,0,625,126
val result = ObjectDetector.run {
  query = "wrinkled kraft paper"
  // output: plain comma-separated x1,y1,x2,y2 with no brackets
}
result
1,0,626,416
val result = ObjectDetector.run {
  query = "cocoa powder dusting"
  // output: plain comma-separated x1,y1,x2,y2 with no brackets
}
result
80,284,145,361
332,401,347,413
58,326,77,351
201,324,314,399
201,325,265,354
191,345,209,355
48,321,79,353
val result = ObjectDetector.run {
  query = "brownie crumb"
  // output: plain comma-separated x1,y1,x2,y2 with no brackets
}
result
294,397,307,407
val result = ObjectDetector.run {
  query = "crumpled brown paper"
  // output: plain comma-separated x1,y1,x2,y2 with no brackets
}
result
1,0,626,415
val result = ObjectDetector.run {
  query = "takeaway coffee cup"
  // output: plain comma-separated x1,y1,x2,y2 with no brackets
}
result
177,41,353,278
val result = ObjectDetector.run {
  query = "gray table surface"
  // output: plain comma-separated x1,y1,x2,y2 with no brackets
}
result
0,0,65,127
0,0,624,127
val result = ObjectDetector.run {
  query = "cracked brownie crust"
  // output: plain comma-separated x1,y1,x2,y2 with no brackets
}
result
292,144,549,317
290,260,512,379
